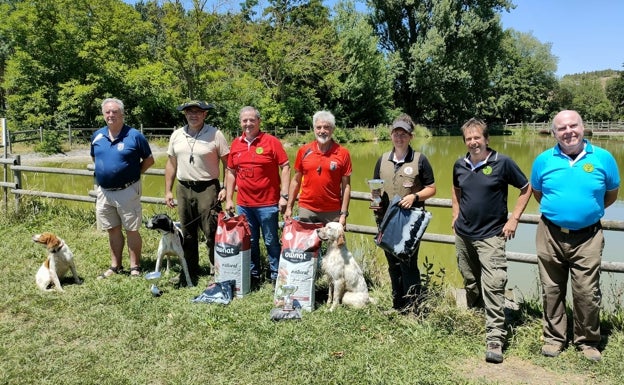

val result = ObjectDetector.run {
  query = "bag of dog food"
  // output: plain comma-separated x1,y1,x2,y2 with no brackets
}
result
273,219,323,311
214,212,251,297
375,195,432,261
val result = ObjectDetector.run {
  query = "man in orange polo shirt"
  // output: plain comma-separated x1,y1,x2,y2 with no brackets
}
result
284,110,352,226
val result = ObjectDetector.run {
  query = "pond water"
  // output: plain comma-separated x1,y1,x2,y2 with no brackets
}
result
22,134,624,303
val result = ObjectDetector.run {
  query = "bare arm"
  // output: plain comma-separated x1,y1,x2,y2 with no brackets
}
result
399,184,436,209
140,155,154,174
502,183,532,240
218,154,228,202
451,186,461,231
164,155,177,208
225,168,236,213
284,171,303,220
605,188,619,209
338,175,351,227
279,163,291,214
532,189,542,204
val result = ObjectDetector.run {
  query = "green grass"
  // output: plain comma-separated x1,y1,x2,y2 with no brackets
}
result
1,198,623,384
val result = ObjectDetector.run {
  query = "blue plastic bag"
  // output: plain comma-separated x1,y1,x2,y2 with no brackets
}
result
374,195,432,261
192,280,236,305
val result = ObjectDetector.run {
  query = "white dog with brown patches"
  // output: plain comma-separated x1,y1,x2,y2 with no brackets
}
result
317,222,372,311
33,233,82,292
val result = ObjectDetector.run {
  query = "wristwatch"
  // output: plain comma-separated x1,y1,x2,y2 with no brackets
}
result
280,193,289,200
414,193,420,202
340,211,349,217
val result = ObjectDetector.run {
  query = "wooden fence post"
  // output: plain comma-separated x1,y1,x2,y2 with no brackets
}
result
13,155,21,213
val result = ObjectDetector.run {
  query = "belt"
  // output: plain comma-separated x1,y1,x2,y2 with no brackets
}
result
178,179,218,189
102,180,139,191
541,216,600,234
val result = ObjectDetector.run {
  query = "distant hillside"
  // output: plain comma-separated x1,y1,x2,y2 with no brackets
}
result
561,69,621,88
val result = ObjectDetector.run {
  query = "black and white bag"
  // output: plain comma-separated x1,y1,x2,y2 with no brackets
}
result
375,195,432,261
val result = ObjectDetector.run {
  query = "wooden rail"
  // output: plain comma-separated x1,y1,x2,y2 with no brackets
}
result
2,156,624,273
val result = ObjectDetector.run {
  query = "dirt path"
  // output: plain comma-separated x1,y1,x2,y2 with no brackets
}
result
459,357,603,385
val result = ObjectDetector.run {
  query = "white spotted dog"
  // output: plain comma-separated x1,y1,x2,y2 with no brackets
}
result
317,222,372,311
33,232,82,292
145,213,194,287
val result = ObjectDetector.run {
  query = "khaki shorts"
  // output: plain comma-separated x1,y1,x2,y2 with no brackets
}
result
96,181,143,231
298,207,340,224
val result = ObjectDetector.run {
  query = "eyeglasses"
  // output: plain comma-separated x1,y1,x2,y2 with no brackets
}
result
185,109,205,115
391,131,411,138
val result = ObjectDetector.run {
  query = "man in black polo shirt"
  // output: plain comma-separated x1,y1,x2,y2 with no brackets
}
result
452,118,532,363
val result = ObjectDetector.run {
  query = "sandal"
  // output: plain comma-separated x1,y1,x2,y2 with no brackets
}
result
130,266,142,277
97,266,122,279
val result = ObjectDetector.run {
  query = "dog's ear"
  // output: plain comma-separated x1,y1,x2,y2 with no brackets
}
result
41,233,61,250
337,233,345,247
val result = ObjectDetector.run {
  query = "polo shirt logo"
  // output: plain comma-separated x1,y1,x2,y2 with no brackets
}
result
117,143,125,151
583,163,594,173
483,166,492,175
330,161,337,171
404,166,414,175
256,147,264,154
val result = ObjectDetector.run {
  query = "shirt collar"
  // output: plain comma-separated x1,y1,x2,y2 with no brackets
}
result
387,146,415,163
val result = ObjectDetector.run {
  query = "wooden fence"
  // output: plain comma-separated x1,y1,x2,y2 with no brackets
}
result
3,121,624,153
2,155,624,274
505,121,624,136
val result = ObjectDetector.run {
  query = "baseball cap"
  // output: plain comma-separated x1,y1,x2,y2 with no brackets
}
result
391,120,413,134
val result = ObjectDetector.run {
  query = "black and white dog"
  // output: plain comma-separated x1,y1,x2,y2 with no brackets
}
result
145,214,193,287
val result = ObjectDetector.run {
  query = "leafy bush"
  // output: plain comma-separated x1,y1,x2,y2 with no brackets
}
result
34,129,64,155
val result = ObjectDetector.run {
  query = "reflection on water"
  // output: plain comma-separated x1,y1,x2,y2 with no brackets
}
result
24,136,624,302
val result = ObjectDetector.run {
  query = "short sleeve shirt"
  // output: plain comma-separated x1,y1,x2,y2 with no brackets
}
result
531,140,620,229
227,132,289,207
167,124,230,181
294,141,352,212
453,149,529,240
90,125,153,189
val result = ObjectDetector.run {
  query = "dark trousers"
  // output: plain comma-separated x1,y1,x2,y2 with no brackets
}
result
385,243,422,310
176,180,221,277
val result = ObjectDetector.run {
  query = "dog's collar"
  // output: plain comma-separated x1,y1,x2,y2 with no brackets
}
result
50,241,64,253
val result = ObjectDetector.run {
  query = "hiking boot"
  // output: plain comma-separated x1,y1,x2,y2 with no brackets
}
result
541,344,562,357
581,347,601,362
485,342,503,364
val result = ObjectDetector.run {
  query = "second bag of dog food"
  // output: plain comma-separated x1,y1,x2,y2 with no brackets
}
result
274,219,323,311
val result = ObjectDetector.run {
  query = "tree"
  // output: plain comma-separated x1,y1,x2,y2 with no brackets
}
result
557,76,614,121
368,0,513,124
606,68,624,120
331,0,395,126
2,0,158,129
486,29,558,122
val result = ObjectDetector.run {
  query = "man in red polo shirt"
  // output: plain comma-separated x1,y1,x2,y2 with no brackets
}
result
225,106,290,287
284,110,352,227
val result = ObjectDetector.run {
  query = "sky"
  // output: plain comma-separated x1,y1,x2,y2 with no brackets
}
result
125,0,624,77
499,1,624,77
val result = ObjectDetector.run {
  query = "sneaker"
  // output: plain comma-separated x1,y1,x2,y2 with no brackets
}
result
581,347,601,362
541,344,562,357
485,342,503,363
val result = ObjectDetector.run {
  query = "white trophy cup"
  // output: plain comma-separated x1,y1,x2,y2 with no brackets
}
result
278,284,298,311
367,179,385,209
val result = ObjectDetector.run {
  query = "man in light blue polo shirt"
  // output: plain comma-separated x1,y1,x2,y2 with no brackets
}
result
531,110,620,362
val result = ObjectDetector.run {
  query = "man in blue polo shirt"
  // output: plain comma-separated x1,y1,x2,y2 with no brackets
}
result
92,98,154,279
531,110,620,362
